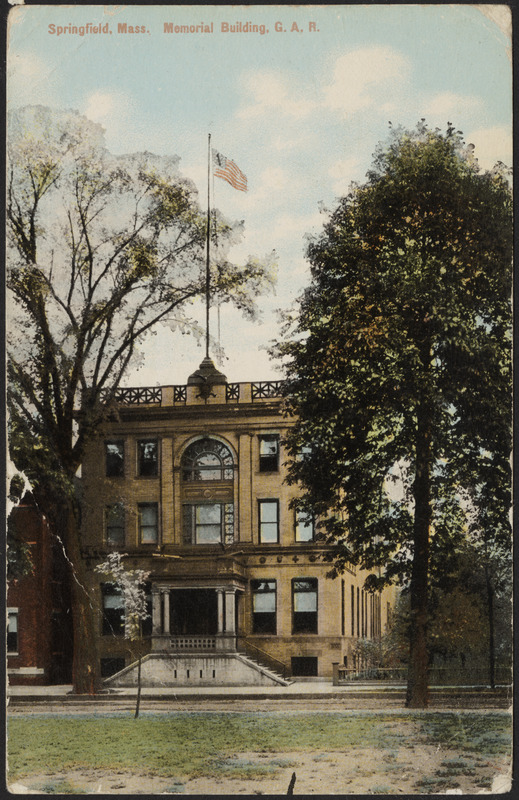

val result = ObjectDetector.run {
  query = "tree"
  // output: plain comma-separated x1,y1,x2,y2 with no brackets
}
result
453,536,512,687
276,122,512,707
95,552,150,718
7,105,276,693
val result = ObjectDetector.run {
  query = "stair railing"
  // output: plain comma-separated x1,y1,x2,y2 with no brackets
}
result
236,636,289,680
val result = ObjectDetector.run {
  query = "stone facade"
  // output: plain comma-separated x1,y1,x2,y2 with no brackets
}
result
81,363,396,683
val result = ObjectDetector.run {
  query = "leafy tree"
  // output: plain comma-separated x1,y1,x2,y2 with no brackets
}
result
7,474,34,580
7,105,276,693
276,122,512,707
453,537,512,687
95,552,150,718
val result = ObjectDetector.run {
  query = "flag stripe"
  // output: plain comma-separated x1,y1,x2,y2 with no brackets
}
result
212,149,248,192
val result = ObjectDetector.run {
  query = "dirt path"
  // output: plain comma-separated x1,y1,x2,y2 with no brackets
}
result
9,743,512,795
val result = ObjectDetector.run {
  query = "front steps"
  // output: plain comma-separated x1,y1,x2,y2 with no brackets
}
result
104,652,291,688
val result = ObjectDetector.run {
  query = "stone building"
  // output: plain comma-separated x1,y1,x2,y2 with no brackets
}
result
81,359,396,686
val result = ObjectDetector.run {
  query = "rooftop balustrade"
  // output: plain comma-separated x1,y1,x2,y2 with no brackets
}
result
102,380,285,407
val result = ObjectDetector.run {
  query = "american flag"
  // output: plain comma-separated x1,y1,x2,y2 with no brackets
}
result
212,149,248,192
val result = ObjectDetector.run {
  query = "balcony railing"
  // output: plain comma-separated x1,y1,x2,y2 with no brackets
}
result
169,636,217,650
251,381,284,400
102,386,162,405
102,380,285,406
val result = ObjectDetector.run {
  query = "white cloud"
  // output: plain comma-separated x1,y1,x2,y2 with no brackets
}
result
237,71,315,120
328,156,363,195
323,46,410,116
466,125,512,169
239,164,299,212
7,52,56,106
422,91,483,119
270,211,323,243
81,90,136,144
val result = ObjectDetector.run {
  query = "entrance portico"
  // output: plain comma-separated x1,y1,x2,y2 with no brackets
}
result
151,583,242,653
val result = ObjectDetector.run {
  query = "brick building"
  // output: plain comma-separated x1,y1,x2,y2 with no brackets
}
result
7,496,73,685
81,358,396,686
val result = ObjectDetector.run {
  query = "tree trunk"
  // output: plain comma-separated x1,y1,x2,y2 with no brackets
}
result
406,404,432,709
51,498,101,694
135,655,142,718
485,568,496,690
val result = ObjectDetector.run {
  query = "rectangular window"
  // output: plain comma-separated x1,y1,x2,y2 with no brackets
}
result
100,657,126,677
7,609,18,653
351,585,355,636
357,587,360,637
182,503,234,545
292,578,318,634
259,435,279,472
138,503,158,544
341,579,345,636
105,441,124,477
259,500,279,543
138,439,158,476
105,504,125,546
291,656,318,676
102,584,124,636
295,509,314,542
251,580,277,634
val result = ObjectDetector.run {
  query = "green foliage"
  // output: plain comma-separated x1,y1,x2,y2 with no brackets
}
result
278,121,511,585
7,106,275,691
7,106,276,503
276,122,511,705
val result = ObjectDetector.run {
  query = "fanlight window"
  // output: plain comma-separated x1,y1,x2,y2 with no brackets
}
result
182,437,234,481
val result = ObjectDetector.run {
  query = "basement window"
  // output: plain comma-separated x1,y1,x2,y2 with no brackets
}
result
291,656,318,676
100,657,125,677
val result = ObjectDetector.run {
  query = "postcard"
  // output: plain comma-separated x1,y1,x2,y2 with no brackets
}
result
6,4,512,795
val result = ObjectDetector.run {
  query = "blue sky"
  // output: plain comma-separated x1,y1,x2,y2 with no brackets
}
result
7,4,512,385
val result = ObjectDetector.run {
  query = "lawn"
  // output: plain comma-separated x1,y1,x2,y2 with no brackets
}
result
7,711,512,794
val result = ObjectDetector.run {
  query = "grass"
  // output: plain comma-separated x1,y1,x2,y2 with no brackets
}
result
7,711,404,781
30,779,87,794
7,711,511,789
417,712,512,755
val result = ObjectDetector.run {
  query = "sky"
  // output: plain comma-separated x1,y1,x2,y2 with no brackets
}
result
7,4,512,386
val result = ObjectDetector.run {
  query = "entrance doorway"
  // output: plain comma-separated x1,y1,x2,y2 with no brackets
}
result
170,589,217,636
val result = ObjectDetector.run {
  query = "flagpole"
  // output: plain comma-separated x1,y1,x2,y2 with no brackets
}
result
205,133,211,359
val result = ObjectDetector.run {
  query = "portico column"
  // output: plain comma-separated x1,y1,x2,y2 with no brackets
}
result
217,589,225,634
152,588,161,635
224,589,236,635
162,589,170,635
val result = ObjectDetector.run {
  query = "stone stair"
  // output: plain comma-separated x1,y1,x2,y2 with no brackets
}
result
103,651,292,688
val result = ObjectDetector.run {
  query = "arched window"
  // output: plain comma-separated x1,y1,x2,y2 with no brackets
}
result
181,438,234,482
